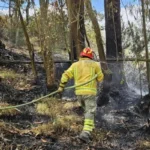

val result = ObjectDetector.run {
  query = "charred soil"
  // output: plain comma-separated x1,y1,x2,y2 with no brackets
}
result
0,47,150,150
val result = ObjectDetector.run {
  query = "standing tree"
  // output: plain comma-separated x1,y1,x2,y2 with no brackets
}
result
26,0,31,25
85,0,108,71
39,0,55,88
105,0,125,86
16,0,37,79
66,0,85,60
141,0,150,94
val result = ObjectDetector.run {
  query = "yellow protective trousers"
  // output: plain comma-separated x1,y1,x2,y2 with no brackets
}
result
77,95,96,132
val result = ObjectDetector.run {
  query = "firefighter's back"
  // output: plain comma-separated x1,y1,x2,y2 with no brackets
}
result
73,58,99,95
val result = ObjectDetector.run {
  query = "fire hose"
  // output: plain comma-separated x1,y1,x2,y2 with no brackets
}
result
0,74,98,110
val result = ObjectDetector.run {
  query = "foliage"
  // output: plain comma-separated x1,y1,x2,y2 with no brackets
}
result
0,15,9,39
9,27,25,46
121,3,150,57
45,10,68,52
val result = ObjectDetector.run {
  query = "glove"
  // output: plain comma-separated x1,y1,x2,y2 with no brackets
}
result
56,87,64,99
57,87,64,93
58,81,67,93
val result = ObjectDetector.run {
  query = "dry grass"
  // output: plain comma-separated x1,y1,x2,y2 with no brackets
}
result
31,115,83,136
0,97,108,142
0,97,109,143
92,129,113,142
63,101,80,110
0,102,20,116
33,98,83,136
137,140,150,149
0,122,7,129
36,98,64,118
4,97,109,142
0,121,25,135
0,69,22,79
52,115,82,133
0,68,34,90
31,122,54,136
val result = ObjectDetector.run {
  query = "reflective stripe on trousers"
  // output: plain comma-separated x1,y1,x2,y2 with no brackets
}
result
77,95,96,132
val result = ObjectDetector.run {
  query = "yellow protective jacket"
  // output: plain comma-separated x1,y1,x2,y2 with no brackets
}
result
59,57,104,95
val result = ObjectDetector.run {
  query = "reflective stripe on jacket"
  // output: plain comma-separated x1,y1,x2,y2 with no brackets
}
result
60,57,104,95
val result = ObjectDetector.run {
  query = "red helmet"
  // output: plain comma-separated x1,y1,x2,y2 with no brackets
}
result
80,47,93,59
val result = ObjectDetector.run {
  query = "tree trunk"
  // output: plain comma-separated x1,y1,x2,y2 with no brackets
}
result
8,0,13,41
26,0,30,25
58,0,70,60
14,7,19,46
17,1,37,79
105,0,122,58
85,0,108,71
39,0,55,88
9,0,12,17
66,0,85,60
15,27,19,46
141,0,150,95
105,0,125,86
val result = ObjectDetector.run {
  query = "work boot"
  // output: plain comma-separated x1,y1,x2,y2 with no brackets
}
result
78,131,92,143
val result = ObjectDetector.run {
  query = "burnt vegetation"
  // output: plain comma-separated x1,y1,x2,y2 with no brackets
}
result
0,0,150,149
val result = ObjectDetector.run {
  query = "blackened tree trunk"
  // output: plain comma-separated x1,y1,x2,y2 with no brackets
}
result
105,0,122,58
105,0,126,86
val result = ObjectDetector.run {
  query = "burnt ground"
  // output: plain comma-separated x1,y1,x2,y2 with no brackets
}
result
0,47,150,150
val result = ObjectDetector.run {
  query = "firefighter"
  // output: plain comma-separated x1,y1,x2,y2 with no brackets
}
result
58,47,104,143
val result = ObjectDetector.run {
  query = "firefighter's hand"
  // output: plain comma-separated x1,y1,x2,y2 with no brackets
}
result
56,87,64,99
57,87,64,93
